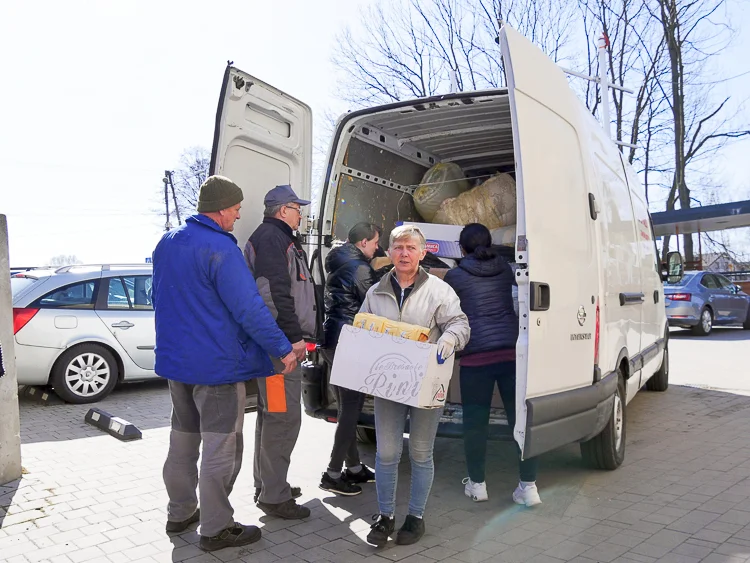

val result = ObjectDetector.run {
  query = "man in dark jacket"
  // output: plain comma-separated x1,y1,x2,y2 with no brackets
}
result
153,175,297,552
245,184,316,519
319,223,382,496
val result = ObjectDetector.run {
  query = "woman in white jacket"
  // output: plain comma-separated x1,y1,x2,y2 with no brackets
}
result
361,225,470,548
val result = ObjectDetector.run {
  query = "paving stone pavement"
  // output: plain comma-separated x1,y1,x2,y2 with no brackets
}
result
4,379,750,563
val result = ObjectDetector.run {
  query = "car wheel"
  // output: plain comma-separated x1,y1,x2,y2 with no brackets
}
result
744,307,750,330
356,427,377,445
580,370,626,470
51,344,119,404
692,308,713,336
646,342,669,392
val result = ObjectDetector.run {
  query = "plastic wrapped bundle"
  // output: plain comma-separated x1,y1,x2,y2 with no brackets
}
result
432,173,516,229
413,163,471,222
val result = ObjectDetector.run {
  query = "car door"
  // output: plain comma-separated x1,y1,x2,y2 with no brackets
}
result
700,274,730,321
95,275,155,371
716,274,746,321
498,25,600,459
210,65,313,250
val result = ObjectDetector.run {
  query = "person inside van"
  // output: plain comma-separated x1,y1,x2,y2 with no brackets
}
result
318,222,383,496
444,223,541,507
360,224,470,547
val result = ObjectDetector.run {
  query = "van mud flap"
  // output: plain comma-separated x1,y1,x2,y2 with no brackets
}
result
523,371,618,459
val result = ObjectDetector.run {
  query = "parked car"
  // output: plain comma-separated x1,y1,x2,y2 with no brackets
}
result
209,25,681,470
11,264,157,403
665,271,750,335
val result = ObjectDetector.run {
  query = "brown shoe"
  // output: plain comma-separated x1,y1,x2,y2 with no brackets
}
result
199,523,261,551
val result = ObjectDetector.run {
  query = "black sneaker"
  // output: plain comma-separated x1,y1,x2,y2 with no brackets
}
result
199,523,261,551
256,498,310,520
395,515,425,545
165,508,200,533
366,514,395,547
344,464,375,484
254,486,302,503
319,473,362,496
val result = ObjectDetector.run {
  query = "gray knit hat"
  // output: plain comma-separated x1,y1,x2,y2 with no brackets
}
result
197,175,244,212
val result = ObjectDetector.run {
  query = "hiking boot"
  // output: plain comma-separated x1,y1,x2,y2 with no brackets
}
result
343,464,376,484
512,482,542,507
254,486,302,504
198,523,261,551
165,508,200,533
366,514,395,547
395,514,425,545
256,498,310,520
319,473,362,496
462,477,488,502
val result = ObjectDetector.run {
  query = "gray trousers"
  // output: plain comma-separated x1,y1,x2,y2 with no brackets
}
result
163,380,245,537
253,366,302,504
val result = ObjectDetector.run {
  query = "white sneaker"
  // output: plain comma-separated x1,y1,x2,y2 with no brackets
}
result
512,482,542,507
462,477,488,502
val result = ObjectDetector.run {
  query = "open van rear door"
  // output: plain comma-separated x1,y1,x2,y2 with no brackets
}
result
210,65,313,248
499,27,606,459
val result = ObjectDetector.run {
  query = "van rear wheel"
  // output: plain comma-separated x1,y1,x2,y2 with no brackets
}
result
646,344,669,392
581,371,626,470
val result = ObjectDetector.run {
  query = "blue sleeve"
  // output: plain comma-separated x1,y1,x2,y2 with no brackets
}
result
211,244,293,359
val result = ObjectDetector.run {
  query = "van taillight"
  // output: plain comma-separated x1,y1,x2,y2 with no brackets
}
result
13,308,39,335
594,301,600,366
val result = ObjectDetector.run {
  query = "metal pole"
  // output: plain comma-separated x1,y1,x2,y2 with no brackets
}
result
166,171,181,226
163,177,171,232
598,33,612,140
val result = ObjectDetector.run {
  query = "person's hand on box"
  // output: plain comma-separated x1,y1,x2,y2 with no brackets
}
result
436,333,457,364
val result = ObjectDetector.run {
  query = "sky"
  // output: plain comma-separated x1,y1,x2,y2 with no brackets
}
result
1,0,749,266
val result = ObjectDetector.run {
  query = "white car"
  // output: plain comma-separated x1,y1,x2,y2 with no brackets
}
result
11,264,157,403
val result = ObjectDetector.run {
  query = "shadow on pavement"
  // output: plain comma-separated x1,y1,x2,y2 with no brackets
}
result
670,326,750,341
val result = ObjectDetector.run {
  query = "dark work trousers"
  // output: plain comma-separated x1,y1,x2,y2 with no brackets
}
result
460,361,538,483
321,348,365,474
253,365,302,505
163,380,245,537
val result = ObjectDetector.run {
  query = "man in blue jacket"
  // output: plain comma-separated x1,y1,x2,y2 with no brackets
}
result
153,175,297,552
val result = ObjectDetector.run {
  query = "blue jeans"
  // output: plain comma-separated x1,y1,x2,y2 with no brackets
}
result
374,398,443,518
460,361,538,483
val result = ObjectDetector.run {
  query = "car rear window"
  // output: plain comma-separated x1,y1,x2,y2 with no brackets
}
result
10,275,39,296
664,272,695,286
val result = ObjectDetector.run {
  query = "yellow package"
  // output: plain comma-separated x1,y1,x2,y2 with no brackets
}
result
383,320,431,342
353,313,386,333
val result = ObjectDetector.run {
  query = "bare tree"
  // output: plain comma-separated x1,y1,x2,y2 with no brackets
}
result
49,255,82,267
158,147,210,227
332,0,577,107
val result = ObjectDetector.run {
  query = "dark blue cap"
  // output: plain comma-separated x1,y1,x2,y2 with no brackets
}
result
263,185,311,207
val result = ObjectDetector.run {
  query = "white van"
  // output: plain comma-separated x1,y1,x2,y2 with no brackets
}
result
210,26,683,470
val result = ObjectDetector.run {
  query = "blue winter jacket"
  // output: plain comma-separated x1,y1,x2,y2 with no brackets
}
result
444,249,519,355
152,214,293,385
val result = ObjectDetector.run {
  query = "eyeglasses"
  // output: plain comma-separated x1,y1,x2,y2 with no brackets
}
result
284,205,302,214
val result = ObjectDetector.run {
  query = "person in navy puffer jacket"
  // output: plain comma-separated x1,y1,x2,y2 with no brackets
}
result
444,223,541,508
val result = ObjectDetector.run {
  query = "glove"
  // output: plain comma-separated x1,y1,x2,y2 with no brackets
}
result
436,333,457,365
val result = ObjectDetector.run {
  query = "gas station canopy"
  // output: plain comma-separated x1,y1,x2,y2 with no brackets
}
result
652,200,750,236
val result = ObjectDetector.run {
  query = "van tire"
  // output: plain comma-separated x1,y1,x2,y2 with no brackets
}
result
692,308,713,336
743,307,750,330
580,372,626,470
646,344,669,392
356,427,377,444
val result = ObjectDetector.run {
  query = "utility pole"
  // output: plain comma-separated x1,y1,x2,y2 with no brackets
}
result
165,170,181,226
162,176,172,232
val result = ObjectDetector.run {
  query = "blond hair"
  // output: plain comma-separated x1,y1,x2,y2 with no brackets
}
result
389,224,427,250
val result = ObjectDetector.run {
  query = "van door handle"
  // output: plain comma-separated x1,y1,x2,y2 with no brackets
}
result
654,290,660,304
111,321,134,329
619,293,644,306
530,282,550,311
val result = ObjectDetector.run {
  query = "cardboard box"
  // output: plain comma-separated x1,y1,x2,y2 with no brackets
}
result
401,221,517,259
330,325,455,409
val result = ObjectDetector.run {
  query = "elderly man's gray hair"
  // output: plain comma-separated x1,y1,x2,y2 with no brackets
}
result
389,224,427,250
263,204,284,218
